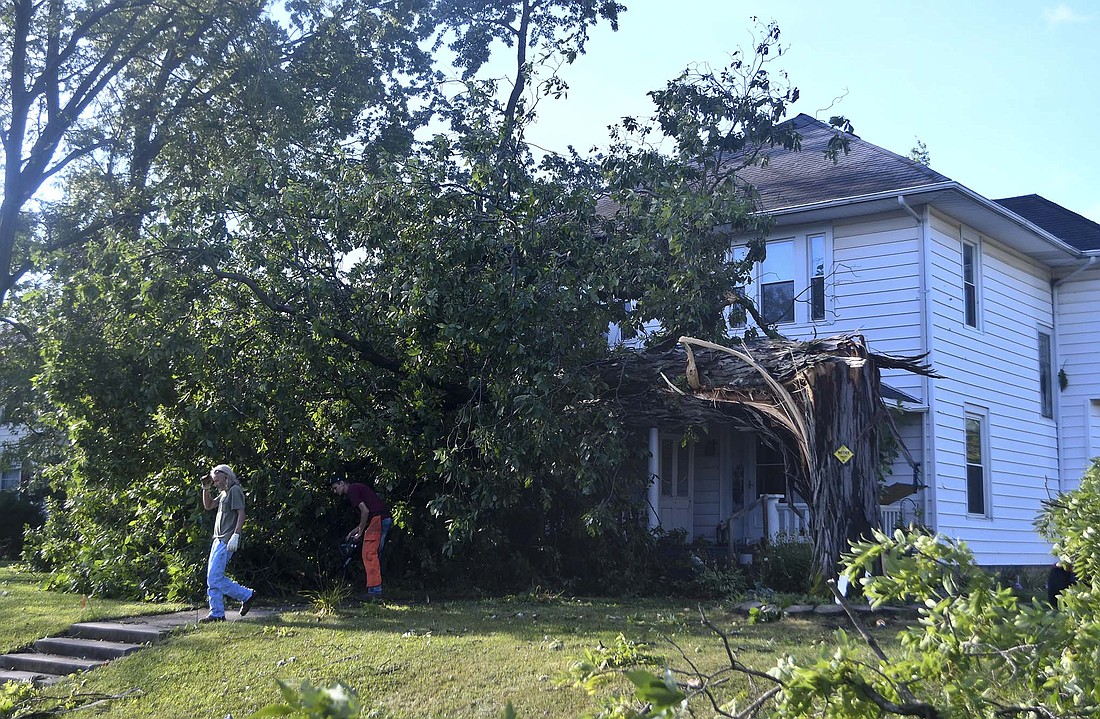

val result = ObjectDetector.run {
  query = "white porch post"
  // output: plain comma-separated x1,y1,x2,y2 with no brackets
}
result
647,427,660,529
765,494,781,540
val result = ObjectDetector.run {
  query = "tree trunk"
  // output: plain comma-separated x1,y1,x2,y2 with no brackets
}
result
800,357,881,582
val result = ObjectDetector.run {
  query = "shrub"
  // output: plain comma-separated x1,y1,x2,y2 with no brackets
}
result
757,533,813,594
0,492,44,558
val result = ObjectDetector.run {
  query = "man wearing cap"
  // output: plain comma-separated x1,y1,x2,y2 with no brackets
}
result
330,478,391,599
199,464,256,622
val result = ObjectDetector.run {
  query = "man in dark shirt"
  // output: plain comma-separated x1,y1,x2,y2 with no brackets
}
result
330,478,392,598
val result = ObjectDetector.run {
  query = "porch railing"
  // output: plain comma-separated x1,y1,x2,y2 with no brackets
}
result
724,496,921,552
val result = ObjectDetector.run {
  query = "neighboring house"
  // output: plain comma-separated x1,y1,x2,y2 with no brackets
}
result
615,113,1100,567
0,423,23,491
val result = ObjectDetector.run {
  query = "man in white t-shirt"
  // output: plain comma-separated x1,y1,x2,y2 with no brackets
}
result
199,464,255,622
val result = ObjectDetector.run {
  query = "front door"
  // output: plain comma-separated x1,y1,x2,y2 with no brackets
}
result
658,434,693,535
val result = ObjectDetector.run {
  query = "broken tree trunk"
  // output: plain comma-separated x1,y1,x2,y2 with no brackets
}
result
797,355,882,583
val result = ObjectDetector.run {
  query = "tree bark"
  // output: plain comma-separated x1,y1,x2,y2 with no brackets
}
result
800,357,881,582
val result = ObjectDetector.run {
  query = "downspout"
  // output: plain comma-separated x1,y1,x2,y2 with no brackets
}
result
1049,255,1096,493
1052,255,1098,288
900,194,938,532
898,195,922,224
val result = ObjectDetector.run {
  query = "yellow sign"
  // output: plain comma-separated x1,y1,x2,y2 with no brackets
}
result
834,445,854,464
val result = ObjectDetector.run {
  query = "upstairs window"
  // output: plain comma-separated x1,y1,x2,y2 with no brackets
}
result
962,238,979,328
809,233,826,320
732,229,830,331
728,246,751,328
1039,331,1054,419
760,240,795,324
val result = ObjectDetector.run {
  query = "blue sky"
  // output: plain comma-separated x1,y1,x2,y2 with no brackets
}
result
519,0,1100,222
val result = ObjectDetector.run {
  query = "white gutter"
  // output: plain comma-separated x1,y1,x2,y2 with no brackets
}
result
767,181,1084,260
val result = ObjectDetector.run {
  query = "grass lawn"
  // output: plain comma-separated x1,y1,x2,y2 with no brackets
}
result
0,563,188,653
20,595,903,719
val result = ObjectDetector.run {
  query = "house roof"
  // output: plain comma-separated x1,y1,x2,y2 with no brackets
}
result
737,114,952,213
994,194,1100,252
733,114,1091,269
597,113,1092,270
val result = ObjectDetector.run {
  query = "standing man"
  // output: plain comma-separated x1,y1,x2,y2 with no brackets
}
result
200,464,256,622
330,477,392,599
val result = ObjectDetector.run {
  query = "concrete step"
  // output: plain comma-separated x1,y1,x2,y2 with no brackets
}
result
0,667,64,686
68,621,166,644
0,652,105,676
35,636,143,660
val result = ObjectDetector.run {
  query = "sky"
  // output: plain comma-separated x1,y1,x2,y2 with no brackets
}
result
516,0,1100,222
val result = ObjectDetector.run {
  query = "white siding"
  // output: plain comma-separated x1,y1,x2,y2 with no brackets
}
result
1054,266,1100,489
926,214,1057,565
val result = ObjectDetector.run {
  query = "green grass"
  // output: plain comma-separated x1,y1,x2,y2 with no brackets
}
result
0,564,188,652
1,564,903,719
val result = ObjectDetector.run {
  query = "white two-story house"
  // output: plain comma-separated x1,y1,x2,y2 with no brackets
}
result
622,113,1100,567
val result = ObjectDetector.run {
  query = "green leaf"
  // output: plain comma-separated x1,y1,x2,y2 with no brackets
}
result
625,670,685,709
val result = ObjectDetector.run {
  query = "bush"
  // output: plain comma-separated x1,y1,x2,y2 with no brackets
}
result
0,491,44,558
757,533,813,594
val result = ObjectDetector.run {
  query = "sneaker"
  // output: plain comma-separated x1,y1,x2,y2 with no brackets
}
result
240,592,255,617
199,614,226,623
366,586,383,598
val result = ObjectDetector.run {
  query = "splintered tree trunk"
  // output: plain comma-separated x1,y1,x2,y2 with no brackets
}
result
800,358,882,582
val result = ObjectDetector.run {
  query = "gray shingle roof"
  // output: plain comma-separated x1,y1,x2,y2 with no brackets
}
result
994,194,1100,252
736,114,951,212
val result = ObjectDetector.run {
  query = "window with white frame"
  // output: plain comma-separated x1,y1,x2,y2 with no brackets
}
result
760,239,795,324
1039,330,1054,419
659,436,691,499
730,230,830,330
962,235,980,328
809,233,826,320
0,461,20,491
965,413,988,516
728,245,750,328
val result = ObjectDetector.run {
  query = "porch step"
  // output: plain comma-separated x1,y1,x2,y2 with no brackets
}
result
0,652,104,676
2,608,280,685
34,636,143,660
0,667,64,685
69,621,166,644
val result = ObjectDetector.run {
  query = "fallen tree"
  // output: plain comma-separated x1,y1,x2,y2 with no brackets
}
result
598,333,937,582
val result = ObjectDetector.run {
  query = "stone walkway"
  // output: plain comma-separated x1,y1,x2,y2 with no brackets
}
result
0,607,278,686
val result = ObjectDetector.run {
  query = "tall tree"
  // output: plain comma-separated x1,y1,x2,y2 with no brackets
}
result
16,9,858,596
0,0,276,311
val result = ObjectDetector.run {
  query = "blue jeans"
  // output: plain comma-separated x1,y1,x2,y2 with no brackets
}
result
207,539,253,617
379,517,393,554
